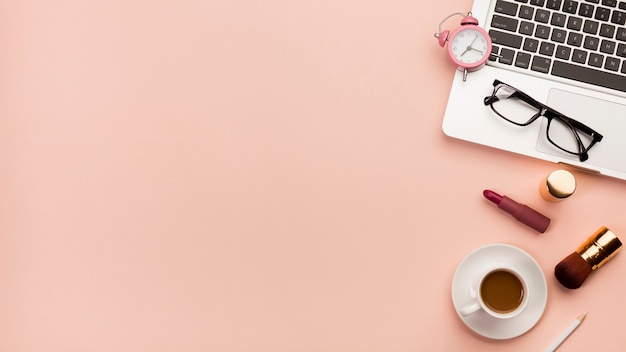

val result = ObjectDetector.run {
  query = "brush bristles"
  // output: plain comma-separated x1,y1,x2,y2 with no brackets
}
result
555,253,593,289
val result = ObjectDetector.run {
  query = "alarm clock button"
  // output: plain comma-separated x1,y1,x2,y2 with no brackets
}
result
460,15,479,26
438,29,450,47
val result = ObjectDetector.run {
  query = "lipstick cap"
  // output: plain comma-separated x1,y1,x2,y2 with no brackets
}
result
577,226,622,270
540,169,576,202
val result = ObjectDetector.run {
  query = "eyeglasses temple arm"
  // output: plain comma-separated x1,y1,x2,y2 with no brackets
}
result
484,96,499,105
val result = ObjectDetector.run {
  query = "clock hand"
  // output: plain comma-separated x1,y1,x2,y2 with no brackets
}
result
461,34,480,56
468,35,488,56
469,34,479,46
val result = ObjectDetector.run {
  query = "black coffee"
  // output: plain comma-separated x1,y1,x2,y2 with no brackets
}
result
480,269,524,313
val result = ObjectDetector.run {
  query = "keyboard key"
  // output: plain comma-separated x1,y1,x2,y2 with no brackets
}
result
515,52,533,68
520,5,535,19
552,60,626,92
617,43,626,56
563,0,580,13
568,32,584,46
600,23,616,37
611,10,626,24
531,56,552,73
531,0,546,5
616,27,626,41
601,39,617,53
535,9,551,24
547,0,564,9
524,37,540,52
556,45,573,59
584,35,601,49
490,45,501,61
567,16,584,30
540,41,557,55
536,24,551,38
579,4,595,17
489,29,524,48
605,57,621,71
520,21,536,35
551,13,568,26
552,28,568,42
496,0,520,15
602,0,618,6
595,7,611,21
589,53,605,66
492,15,520,31
572,49,588,63
499,48,516,64
583,19,600,33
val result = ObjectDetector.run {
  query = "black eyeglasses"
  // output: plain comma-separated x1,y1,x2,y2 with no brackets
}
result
484,79,603,162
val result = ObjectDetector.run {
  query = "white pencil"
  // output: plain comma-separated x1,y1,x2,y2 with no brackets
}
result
545,313,587,352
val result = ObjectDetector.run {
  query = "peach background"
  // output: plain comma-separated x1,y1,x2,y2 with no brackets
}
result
2,0,626,351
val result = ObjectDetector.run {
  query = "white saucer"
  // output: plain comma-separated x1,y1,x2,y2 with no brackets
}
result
451,243,548,340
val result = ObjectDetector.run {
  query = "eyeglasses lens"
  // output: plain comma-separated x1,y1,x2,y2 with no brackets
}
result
546,118,594,154
491,86,539,125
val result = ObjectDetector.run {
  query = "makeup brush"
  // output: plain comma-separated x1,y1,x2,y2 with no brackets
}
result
555,227,622,289
555,253,593,289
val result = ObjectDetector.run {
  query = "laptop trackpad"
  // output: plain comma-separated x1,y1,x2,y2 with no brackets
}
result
536,89,626,172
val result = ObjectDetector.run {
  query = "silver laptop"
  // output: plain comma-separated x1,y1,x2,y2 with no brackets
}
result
441,0,626,180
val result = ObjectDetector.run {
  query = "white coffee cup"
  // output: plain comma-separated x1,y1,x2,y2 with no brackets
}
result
459,266,529,319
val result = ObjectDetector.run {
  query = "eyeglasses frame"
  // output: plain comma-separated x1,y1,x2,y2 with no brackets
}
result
483,79,603,162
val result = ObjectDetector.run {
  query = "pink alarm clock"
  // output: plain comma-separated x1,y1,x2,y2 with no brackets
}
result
435,12,492,81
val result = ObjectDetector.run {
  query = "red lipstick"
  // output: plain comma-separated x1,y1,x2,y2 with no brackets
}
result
483,190,551,233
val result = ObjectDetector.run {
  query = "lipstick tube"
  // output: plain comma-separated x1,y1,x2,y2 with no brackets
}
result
483,190,551,233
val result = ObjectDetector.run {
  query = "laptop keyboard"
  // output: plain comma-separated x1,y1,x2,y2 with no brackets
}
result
487,0,626,93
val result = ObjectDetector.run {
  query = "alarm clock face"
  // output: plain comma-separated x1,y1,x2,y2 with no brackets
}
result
448,27,491,69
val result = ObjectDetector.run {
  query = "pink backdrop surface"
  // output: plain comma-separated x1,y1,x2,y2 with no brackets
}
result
2,0,626,351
